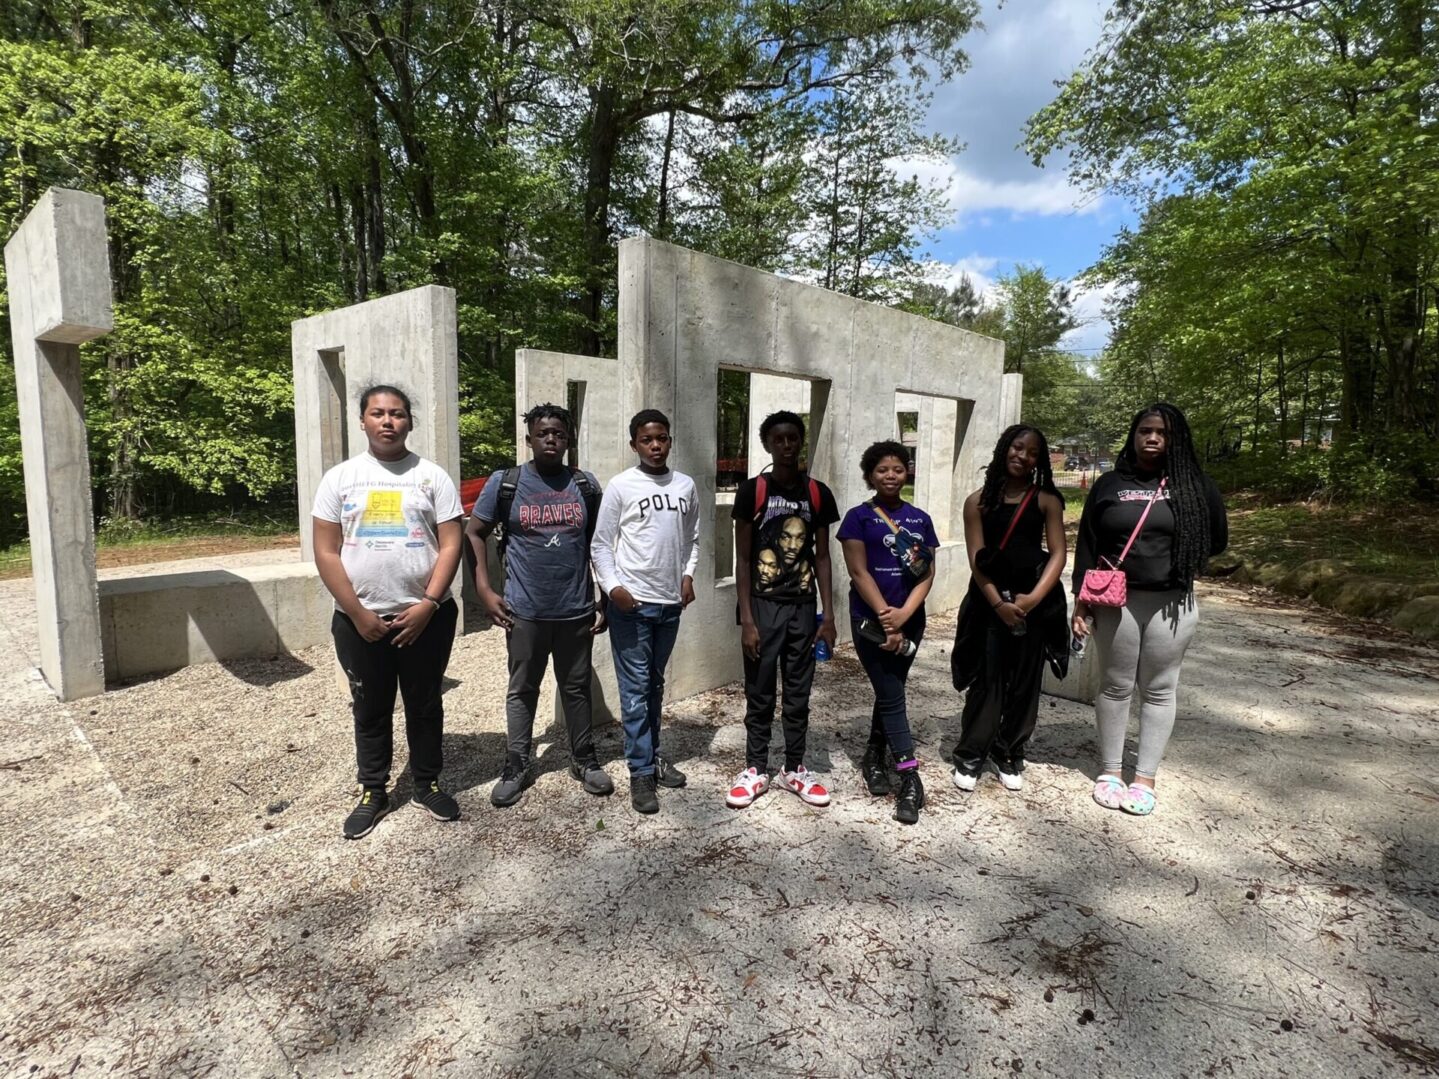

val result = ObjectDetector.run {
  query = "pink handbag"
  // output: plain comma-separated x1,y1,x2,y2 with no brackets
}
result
1078,479,1166,608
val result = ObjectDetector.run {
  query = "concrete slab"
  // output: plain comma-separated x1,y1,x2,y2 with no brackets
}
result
4,187,114,701
3,581,1437,1076
98,564,334,682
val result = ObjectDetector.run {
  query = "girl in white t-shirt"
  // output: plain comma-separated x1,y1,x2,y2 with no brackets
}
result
311,385,465,840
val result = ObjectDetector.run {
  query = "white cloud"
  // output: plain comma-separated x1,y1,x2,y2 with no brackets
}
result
890,153,1104,224
928,254,1000,296
1061,278,1125,355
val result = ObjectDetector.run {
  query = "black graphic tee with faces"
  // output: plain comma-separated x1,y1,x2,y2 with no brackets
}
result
732,474,840,602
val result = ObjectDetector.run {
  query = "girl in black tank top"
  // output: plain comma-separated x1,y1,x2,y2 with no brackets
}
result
951,426,1069,792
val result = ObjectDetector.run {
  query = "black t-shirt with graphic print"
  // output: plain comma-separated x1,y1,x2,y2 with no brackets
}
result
732,473,840,603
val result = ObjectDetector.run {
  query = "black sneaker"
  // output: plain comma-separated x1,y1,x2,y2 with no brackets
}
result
343,788,389,840
631,773,659,814
861,744,891,796
412,780,460,821
569,760,615,796
654,755,688,789
894,769,925,825
491,763,527,808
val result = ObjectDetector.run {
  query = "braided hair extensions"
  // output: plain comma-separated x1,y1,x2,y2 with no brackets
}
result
1117,402,1210,586
979,425,1063,512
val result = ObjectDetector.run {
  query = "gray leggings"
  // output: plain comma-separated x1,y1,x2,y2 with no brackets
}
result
1092,589,1198,779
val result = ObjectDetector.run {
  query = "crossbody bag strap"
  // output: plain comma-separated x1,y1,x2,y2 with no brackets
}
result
1115,478,1167,567
997,486,1037,551
870,500,901,533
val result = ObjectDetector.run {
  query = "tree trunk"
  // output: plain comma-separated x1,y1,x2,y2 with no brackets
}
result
578,82,619,356
656,109,676,240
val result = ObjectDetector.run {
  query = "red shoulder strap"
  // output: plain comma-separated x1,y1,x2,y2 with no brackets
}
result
753,475,767,518
808,477,820,515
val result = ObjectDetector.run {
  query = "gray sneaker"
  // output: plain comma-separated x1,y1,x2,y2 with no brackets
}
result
569,760,614,796
491,763,527,808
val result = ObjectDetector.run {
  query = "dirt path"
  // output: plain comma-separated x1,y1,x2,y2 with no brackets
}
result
1,579,1436,1077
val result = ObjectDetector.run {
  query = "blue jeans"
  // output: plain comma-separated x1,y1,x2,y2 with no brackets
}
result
608,602,683,776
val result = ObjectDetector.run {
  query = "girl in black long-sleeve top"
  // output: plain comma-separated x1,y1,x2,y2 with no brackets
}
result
1071,403,1228,816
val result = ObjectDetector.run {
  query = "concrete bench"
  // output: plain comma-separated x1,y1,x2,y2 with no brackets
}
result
98,563,333,682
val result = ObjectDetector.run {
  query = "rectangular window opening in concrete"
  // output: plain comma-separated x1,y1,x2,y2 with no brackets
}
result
566,379,586,468
318,348,348,470
714,370,831,583
714,367,749,582
897,391,973,543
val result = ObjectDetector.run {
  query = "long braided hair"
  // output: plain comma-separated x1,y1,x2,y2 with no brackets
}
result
979,424,1062,512
1117,402,1210,586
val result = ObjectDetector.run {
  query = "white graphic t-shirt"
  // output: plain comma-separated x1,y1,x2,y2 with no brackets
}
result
311,451,463,615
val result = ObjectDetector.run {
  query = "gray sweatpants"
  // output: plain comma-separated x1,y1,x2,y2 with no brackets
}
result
1092,589,1198,779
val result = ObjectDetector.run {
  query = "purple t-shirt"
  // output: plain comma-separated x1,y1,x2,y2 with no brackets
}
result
837,501,940,620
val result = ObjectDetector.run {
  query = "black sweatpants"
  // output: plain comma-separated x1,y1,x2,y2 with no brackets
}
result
505,615,597,770
954,619,1045,775
332,600,458,789
743,596,818,772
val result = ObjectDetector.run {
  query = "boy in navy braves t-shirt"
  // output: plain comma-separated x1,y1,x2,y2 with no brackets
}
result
466,403,615,808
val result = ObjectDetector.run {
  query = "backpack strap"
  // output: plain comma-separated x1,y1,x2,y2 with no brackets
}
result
494,466,521,561
570,467,601,545
752,472,822,522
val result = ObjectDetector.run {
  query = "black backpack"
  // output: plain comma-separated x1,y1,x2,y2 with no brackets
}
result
492,465,601,563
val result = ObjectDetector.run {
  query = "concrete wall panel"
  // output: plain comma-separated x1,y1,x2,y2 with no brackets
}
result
98,564,335,682
615,238,1009,703
5,188,114,700
292,286,460,564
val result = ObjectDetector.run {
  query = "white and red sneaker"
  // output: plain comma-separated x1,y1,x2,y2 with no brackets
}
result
726,767,770,808
779,764,831,807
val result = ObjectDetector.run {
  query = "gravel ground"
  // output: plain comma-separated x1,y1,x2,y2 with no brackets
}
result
1,575,1437,1078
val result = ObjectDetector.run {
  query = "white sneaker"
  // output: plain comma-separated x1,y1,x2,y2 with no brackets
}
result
992,761,1023,791
778,764,831,807
951,767,979,792
726,767,769,808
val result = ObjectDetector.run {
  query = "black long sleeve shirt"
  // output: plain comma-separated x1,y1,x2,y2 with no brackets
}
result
1071,467,1228,593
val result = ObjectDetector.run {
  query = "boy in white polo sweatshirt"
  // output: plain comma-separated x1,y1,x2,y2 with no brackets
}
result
590,409,701,814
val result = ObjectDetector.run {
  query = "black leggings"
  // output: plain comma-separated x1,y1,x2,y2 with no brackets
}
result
332,600,458,788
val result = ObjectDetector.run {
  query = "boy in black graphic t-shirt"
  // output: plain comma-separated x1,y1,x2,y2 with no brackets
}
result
726,410,840,810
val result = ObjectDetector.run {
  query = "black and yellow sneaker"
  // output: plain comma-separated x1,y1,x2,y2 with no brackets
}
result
412,780,460,821
343,787,389,840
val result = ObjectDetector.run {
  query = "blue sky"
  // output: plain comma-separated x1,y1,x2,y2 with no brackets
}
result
908,0,1134,353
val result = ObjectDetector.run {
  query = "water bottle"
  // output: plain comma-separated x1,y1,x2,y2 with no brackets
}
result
1070,633,1087,659
1000,590,1027,637
814,612,831,661
895,636,919,659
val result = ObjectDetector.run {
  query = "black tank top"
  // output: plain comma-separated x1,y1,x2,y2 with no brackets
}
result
981,491,1046,562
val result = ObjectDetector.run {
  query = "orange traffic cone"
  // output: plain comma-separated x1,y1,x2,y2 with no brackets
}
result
1079,471,1088,489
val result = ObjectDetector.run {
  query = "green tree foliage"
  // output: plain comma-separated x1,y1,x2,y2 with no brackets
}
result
0,0,979,545
1027,0,1439,499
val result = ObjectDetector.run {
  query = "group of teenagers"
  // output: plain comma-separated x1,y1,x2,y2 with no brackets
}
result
314,385,1228,839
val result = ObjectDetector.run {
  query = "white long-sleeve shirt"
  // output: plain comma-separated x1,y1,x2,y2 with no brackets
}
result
590,466,701,605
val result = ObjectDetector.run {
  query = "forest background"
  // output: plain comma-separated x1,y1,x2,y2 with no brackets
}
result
0,0,1435,555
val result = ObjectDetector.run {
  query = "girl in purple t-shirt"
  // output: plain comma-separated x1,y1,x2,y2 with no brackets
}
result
837,440,939,825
